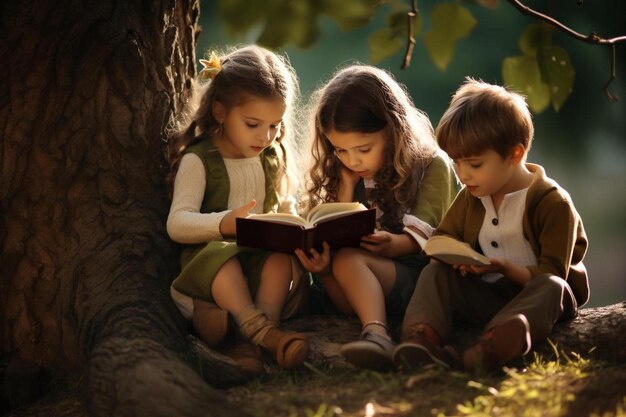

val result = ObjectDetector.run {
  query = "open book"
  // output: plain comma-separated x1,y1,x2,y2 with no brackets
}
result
236,202,376,253
403,228,491,266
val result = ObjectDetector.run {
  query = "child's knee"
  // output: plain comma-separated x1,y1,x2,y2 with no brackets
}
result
333,247,362,262
529,273,567,298
218,256,243,276
419,262,451,282
332,247,363,270
265,252,292,272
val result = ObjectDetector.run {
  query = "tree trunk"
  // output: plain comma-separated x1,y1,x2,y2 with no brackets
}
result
279,302,626,368
0,1,250,415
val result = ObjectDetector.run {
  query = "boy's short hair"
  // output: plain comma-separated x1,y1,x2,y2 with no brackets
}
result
436,77,534,159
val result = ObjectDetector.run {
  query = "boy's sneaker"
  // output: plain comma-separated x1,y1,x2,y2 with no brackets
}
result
340,331,396,372
393,323,457,371
462,314,531,372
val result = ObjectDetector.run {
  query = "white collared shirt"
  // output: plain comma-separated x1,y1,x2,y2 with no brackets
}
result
478,188,537,282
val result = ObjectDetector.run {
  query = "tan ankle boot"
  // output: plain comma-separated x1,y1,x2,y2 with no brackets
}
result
236,305,309,369
259,326,309,369
192,299,230,347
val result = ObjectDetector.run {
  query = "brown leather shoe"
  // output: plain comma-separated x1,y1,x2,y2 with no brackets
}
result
259,326,309,369
192,299,230,347
393,323,456,371
463,314,531,372
219,336,265,376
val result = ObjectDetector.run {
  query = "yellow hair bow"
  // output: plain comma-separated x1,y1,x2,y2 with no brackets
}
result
199,52,221,80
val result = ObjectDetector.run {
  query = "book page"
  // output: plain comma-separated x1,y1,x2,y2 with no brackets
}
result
306,202,367,225
247,212,308,227
424,235,491,266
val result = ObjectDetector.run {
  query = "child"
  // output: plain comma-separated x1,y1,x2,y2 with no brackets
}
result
394,78,588,372
296,65,459,371
166,45,309,373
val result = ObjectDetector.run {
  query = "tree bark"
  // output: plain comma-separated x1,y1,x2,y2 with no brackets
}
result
0,1,250,415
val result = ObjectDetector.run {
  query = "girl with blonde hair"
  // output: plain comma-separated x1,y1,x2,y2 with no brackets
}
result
166,45,309,373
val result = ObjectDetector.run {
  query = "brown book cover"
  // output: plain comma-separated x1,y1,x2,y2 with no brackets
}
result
236,203,376,253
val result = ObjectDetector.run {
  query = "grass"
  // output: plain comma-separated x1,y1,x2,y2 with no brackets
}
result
223,348,626,417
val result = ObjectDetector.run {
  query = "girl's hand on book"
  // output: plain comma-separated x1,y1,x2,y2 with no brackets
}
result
220,200,257,238
360,231,400,258
295,242,331,275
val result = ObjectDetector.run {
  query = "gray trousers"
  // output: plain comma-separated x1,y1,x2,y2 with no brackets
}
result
402,262,578,346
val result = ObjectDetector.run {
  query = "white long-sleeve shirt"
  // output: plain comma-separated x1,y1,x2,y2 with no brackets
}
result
167,152,295,243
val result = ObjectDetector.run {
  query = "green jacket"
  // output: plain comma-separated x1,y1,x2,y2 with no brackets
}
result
436,163,589,305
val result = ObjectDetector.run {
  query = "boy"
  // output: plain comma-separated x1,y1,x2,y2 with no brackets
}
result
393,78,589,372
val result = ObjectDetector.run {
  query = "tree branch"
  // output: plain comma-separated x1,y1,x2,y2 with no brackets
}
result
505,0,626,45
605,45,619,102
400,0,624,102
505,0,624,101
401,0,418,69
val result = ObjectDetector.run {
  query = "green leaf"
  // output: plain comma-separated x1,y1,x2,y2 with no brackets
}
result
423,2,477,71
538,46,575,111
502,23,575,113
502,55,550,113
369,28,405,64
321,0,381,32
518,23,553,57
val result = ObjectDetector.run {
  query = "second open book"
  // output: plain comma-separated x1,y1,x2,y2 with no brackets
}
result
403,227,491,266
236,202,376,253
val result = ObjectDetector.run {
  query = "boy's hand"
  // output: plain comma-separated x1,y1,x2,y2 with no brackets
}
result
454,258,531,285
295,242,331,275
220,200,257,238
454,262,500,277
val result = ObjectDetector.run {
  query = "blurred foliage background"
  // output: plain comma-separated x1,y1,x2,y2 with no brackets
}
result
199,0,625,307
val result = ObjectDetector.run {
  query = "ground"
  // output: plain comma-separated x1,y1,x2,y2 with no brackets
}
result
220,315,626,417
2,315,625,417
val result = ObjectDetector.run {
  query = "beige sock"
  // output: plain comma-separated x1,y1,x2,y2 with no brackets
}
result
234,304,273,345
256,302,281,324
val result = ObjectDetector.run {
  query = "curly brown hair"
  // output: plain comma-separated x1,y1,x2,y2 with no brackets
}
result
166,45,300,197
305,65,438,232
